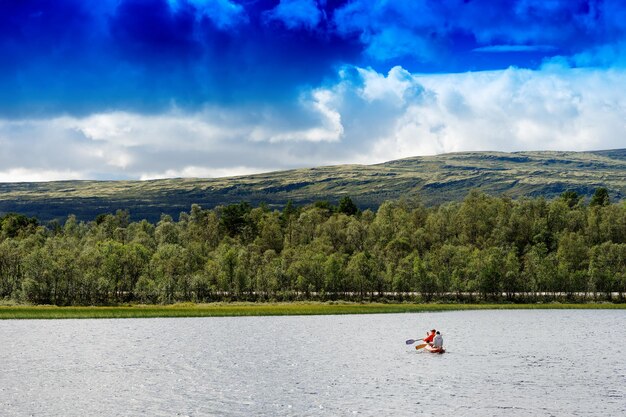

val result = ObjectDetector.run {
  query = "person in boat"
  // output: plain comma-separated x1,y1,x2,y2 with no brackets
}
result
423,329,436,345
432,331,443,350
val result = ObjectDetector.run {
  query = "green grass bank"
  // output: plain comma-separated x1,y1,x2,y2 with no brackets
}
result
0,302,624,320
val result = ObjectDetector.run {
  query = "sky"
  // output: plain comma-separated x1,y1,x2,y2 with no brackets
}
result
1,0,626,181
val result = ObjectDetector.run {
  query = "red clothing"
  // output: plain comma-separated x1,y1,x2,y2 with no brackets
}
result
423,332,435,343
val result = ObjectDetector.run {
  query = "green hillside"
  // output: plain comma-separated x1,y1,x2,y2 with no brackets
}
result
1,149,625,222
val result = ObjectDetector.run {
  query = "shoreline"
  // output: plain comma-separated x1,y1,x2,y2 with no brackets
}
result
0,302,624,320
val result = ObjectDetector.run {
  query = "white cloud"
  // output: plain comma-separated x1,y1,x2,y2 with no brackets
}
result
357,66,424,104
0,168,86,183
255,89,344,143
140,166,266,181
1,65,625,182
330,66,626,163
61,111,235,149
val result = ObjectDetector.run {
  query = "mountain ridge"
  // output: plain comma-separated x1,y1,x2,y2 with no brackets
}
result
1,149,624,222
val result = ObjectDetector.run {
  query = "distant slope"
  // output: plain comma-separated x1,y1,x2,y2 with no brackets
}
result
1,149,624,222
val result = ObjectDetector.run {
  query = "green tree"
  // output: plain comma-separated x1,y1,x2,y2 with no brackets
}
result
502,249,521,300
338,196,359,216
122,242,151,301
96,240,126,302
155,215,180,246
346,216,367,253
256,250,280,300
589,187,610,207
291,208,325,246
192,258,220,302
21,247,51,304
413,255,436,301
135,275,159,303
522,244,558,297
0,239,23,299
560,190,582,208
346,252,374,300
456,191,500,247
588,242,625,299
1,213,38,240
393,252,418,296
216,243,239,296
150,243,190,303
324,253,346,298
473,247,508,299
256,212,284,253
127,219,156,250
219,202,255,239
556,232,589,296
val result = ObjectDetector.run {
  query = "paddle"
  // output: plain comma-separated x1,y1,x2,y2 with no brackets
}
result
406,336,432,344
406,338,432,346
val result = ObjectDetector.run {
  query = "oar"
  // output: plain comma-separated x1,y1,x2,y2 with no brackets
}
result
415,343,427,350
406,338,431,346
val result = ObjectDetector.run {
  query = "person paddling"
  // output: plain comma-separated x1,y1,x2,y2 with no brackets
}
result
423,329,436,346
432,331,443,349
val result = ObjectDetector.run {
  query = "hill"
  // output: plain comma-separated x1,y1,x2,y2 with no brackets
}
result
1,149,625,222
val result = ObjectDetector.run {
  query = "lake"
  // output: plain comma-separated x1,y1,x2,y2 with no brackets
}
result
0,310,624,416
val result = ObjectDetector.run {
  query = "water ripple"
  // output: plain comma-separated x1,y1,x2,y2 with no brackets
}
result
0,311,624,416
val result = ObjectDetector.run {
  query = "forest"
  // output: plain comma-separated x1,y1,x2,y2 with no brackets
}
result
0,188,624,305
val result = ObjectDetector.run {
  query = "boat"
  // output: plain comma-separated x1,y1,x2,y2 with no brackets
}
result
424,344,445,354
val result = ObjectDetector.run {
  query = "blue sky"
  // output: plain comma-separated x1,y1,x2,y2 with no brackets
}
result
1,0,625,181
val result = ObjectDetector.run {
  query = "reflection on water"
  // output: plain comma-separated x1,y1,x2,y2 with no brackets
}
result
0,310,625,416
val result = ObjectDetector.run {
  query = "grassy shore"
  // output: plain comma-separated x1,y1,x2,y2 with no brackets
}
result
0,302,624,319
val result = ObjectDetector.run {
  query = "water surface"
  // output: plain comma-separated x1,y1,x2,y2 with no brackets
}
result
0,310,624,416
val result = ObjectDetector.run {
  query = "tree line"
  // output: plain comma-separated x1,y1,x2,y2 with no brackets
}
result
0,189,624,305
